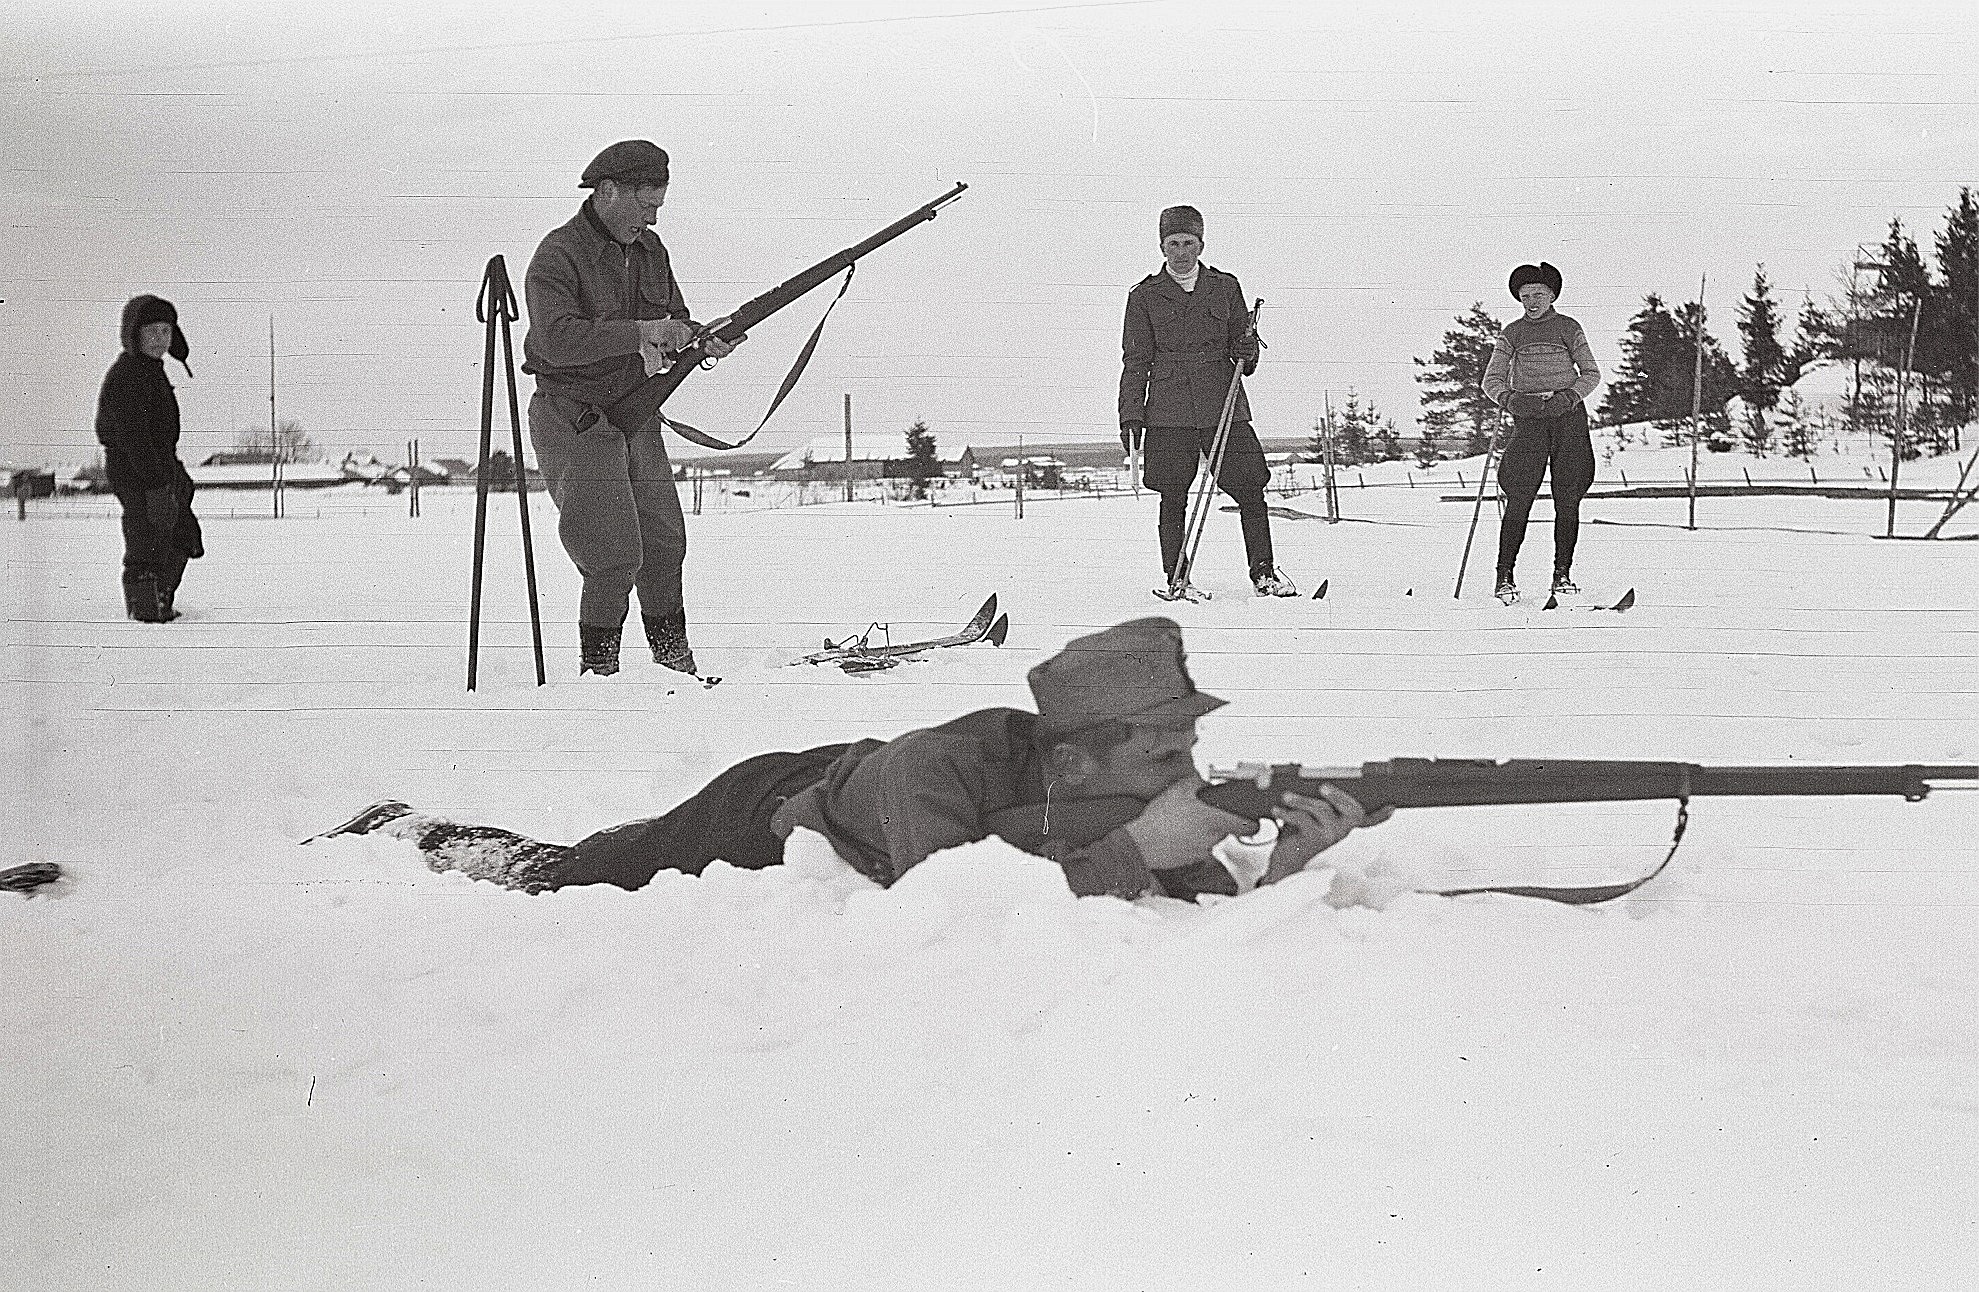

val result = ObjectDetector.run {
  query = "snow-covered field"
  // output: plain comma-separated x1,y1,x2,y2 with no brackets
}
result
5,443,1976,1290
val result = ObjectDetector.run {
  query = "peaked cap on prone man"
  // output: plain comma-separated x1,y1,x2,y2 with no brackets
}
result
1027,617,1226,735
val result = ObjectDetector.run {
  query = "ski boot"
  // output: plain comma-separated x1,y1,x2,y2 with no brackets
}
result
642,613,698,676
1550,569,1580,595
578,623,623,677
1494,571,1519,605
1252,566,1299,598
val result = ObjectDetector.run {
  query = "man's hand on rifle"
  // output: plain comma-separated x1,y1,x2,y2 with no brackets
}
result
638,318,696,376
1119,774,1251,871
700,316,745,360
1257,785,1394,887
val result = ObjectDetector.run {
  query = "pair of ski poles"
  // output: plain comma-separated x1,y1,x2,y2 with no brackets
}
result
1163,299,1265,598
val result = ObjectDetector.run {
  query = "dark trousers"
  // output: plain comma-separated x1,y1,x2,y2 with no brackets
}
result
1494,401,1595,575
548,744,852,891
1142,423,1274,577
113,489,191,618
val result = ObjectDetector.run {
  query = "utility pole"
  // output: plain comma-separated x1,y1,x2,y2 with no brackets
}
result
1888,296,1922,538
269,316,282,518
1686,274,1707,532
843,393,854,503
1322,392,1339,522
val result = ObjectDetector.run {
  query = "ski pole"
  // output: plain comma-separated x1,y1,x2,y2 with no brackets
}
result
1453,415,1502,598
1170,299,1263,593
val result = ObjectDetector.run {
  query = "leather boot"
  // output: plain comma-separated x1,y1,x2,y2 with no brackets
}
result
124,573,165,622
578,622,622,676
642,613,698,675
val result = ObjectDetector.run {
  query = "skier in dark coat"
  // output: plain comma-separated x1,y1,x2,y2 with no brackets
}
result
1119,205,1295,598
94,294,204,622
310,618,1388,900
1479,262,1602,602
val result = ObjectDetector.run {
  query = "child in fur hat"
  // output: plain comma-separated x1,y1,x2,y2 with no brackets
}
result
95,294,203,622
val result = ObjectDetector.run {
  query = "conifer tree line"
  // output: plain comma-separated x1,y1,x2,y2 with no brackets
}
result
1412,187,1978,461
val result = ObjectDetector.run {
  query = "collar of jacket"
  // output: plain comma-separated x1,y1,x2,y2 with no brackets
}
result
1141,263,1224,302
572,199,662,260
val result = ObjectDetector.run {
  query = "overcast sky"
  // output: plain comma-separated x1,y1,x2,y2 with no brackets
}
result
5,0,1975,468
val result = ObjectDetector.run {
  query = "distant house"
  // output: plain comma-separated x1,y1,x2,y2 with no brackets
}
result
768,435,975,481
8,467,56,499
187,460,348,489
430,458,476,483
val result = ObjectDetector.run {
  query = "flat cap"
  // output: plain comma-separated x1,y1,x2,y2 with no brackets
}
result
579,140,671,189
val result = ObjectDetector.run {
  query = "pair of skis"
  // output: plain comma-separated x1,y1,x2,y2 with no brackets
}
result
798,594,1009,673
1302,581,1634,613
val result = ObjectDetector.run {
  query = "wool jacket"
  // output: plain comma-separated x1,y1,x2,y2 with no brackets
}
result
520,201,692,416
1119,264,1255,430
1481,310,1602,408
95,350,182,493
770,707,1237,901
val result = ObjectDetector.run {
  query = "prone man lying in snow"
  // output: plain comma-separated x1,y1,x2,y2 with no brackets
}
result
312,617,1390,899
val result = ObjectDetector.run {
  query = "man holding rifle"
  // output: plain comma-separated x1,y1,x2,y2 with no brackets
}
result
521,140,743,678
309,618,1384,899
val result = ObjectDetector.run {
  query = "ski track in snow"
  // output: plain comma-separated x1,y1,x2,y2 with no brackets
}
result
6,446,1976,1289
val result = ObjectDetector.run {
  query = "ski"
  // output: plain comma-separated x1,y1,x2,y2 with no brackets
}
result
798,595,1008,668
1310,579,1329,601
1543,588,1635,613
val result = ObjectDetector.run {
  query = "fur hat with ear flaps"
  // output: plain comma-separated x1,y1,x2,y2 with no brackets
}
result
120,294,191,372
1508,262,1563,301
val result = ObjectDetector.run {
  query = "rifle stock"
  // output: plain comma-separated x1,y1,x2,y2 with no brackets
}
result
1197,759,1977,827
605,182,968,431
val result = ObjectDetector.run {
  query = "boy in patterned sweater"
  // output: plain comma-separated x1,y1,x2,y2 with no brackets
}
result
1480,262,1603,602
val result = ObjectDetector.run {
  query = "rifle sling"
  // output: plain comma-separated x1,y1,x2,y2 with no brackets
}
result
655,263,858,452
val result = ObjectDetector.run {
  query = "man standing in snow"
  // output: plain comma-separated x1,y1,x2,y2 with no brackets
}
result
94,294,204,623
521,140,741,677
312,618,1386,900
1479,262,1602,603
1118,205,1295,598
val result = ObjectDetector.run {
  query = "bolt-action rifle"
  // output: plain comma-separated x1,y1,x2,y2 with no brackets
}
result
1007,760,1975,906
605,182,969,441
1208,759,1975,903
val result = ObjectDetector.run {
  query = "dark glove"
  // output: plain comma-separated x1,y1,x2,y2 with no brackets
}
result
145,486,178,534
1234,336,1261,376
1506,392,1552,418
1120,422,1145,452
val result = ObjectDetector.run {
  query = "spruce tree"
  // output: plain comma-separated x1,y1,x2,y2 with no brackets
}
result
1413,303,1501,457
1334,390,1372,465
903,419,939,499
1414,421,1441,468
1779,388,1817,459
1371,416,1402,463
1931,187,1978,429
1737,265,1788,415
1673,300,1739,447
1602,295,1679,426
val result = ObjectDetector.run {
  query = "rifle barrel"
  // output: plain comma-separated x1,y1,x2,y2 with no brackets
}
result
1199,759,1978,823
605,183,967,431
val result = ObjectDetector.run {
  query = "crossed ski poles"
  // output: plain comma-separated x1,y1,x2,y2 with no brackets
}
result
1165,299,1264,599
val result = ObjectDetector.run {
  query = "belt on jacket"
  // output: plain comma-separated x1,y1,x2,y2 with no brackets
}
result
1151,351,1227,364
